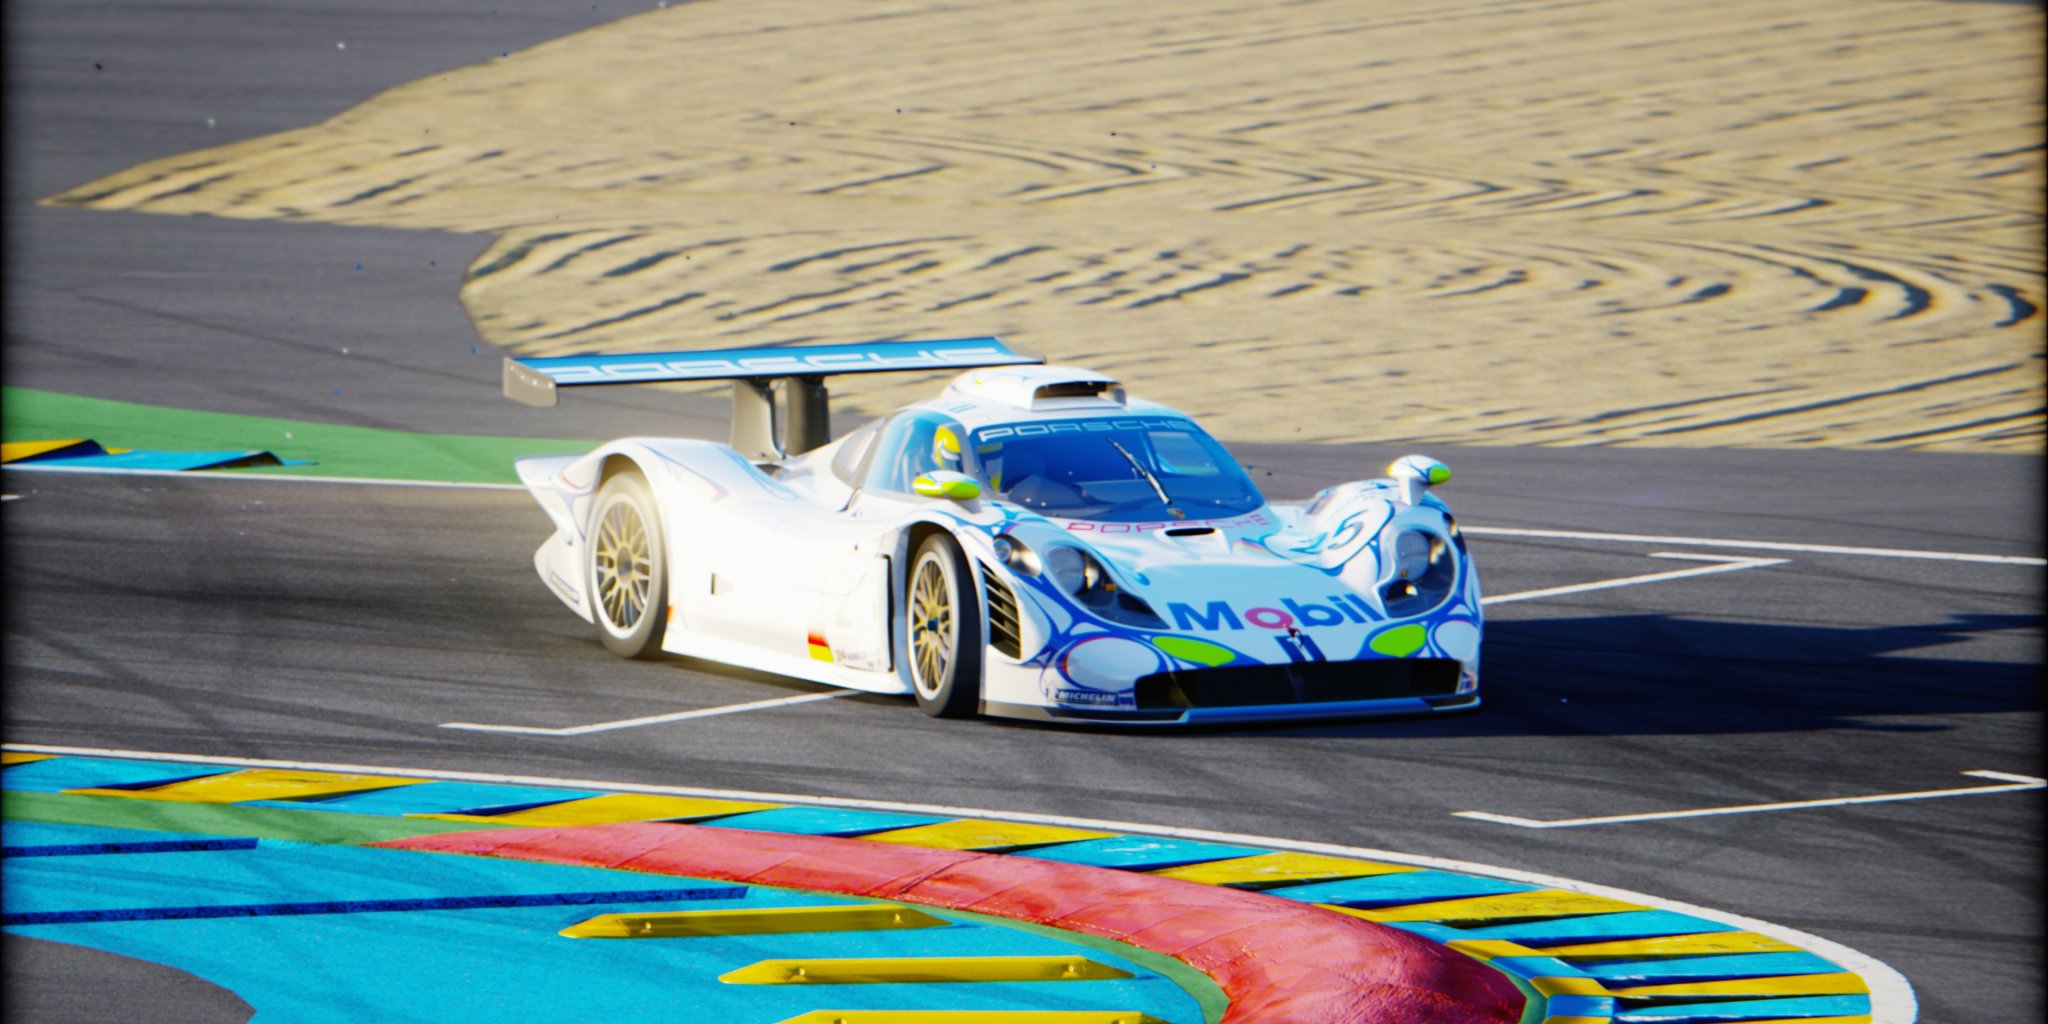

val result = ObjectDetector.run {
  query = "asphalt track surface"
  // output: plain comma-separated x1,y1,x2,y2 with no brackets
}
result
5,2,2043,1022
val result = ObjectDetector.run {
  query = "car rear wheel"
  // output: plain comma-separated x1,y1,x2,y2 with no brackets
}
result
906,534,982,718
589,470,667,659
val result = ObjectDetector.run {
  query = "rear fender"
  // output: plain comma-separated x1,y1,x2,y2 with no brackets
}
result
517,438,796,629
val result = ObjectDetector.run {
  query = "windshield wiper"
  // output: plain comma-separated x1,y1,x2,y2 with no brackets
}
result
1107,440,1174,508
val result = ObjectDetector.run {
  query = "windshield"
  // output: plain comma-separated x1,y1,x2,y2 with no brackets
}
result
969,417,1265,522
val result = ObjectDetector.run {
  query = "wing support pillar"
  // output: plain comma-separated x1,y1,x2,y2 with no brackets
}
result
783,376,830,457
731,379,781,461
730,376,832,461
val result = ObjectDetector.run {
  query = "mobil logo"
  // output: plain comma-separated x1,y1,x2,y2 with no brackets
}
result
1166,595,1375,632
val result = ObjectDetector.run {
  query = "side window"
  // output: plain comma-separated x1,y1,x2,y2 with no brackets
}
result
830,419,882,485
862,411,962,495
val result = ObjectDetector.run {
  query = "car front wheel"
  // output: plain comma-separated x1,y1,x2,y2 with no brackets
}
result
906,534,982,718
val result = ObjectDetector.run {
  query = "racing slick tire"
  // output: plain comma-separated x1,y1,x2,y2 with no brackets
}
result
588,470,668,659
906,534,982,718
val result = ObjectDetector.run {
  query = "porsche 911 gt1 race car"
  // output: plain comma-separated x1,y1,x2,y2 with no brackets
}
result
504,338,1481,725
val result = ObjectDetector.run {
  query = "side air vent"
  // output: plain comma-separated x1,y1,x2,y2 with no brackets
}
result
983,569,1023,659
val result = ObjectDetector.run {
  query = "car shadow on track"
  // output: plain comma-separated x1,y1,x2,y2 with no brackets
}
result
1181,612,2041,739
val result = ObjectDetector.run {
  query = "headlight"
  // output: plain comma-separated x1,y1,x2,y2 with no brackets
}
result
1042,544,1167,628
1379,525,1457,616
1044,545,1103,595
993,534,1042,575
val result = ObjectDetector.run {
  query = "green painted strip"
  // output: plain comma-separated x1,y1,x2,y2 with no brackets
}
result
1499,969,1547,1024
2,790,511,845
2,387,595,485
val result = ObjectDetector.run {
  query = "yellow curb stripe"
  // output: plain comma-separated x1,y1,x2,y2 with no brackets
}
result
65,769,424,804
723,955,1134,985
409,793,779,825
1540,931,1802,959
1151,851,1417,887
857,818,1114,850
561,904,951,938
1323,889,1644,923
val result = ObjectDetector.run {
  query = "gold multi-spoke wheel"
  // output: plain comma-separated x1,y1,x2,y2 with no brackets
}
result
909,555,955,696
906,535,982,718
589,471,667,659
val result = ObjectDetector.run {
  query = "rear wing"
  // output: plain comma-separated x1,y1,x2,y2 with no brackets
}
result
504,337,1042,460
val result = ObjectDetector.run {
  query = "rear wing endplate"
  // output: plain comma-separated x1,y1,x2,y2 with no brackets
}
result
504,337,1042,460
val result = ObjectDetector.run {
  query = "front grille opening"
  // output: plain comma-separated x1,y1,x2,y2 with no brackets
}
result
1135,659,1462,709
1164,526,1216,537
983,570,1023,659
1076,586,1167,629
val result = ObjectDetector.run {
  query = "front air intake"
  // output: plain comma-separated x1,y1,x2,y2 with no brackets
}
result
1135,659,1462,709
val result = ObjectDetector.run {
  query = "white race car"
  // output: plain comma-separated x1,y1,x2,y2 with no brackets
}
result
504,339,1481,725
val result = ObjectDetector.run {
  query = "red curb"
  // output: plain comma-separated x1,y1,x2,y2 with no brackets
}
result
379,822,1525,1024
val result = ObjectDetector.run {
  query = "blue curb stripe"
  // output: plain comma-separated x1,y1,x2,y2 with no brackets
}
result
1491,954,1590,980
1,757,242,793
693,806,953,836
1583,950,1842,982
4,886,747,926
1377,919,1468,942
1544,993,1619,1017
1262,869,1540,906
235,782,605,816
3,838,260,858
1615,993,1872,1020
1456,909,1740,944
23,450,296,472
1011,835,1270,870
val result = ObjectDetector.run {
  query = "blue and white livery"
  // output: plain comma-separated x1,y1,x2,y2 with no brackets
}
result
507,339,1481,725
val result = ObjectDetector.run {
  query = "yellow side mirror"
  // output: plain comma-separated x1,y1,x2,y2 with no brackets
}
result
913,471,982,501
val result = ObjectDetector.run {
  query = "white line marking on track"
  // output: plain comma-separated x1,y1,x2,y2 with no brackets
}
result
1482,552,1789,606
439,690,855,734
1,464,525,489
1453,770,2048,829
1465,525,2044,566
0,741,1919,1024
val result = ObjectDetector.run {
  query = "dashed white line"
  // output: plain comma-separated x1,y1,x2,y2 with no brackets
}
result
0,464,525,489
0,741,1921,1024
1453,770,2048,829
1482,552,1789,606
1465,525,2044,567
439,689,854,735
